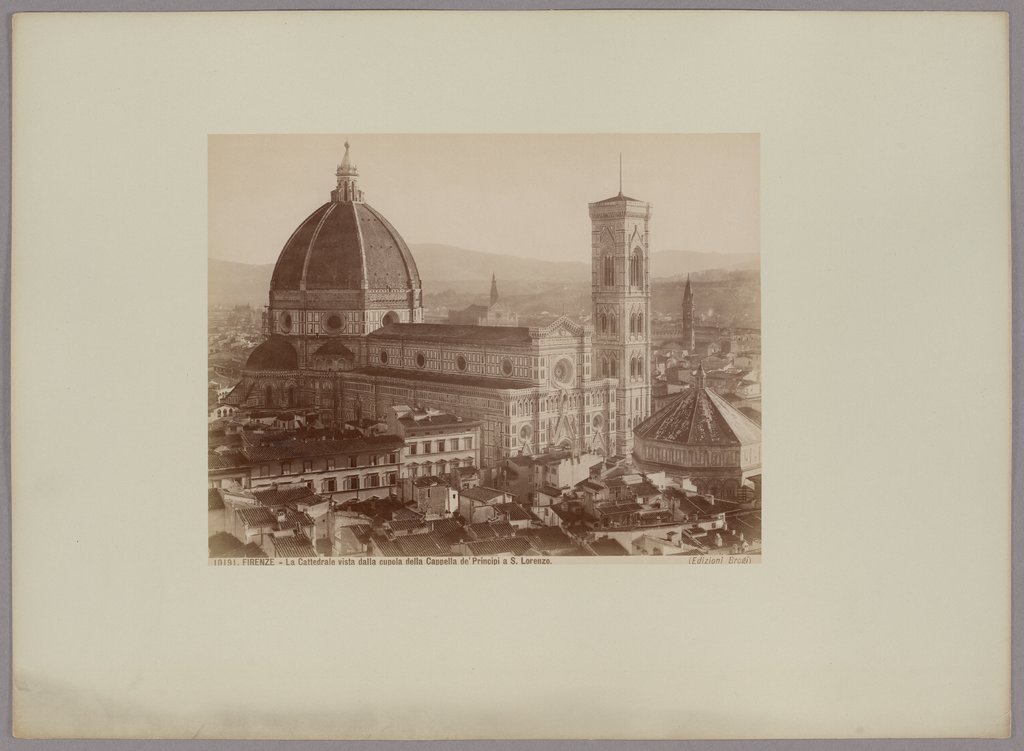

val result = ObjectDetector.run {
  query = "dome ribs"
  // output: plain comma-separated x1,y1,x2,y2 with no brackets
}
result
270,204,332,292
299,203,338,291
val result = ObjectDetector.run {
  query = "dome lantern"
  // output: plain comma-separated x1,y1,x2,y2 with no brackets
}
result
331,141,364,203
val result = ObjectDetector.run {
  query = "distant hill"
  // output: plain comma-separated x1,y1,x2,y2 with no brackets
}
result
411,244,589,284
651,250,760,278
209,244,759,307
209,259,275,307
413,244,758,283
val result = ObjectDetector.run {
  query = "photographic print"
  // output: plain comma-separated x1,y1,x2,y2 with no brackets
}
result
13,9,1011,740
207,134,762,563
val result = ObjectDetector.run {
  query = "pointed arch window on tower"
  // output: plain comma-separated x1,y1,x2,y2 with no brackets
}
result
603,255,614,287
610,356,619,378
637,313,643,336
599,313,608,334
630,249,643,287
609,314,618,334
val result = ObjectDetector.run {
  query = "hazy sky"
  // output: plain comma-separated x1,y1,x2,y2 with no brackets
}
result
209,134,759,265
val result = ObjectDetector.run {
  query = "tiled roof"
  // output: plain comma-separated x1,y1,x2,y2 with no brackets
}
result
391,506,423,521
253,485,321,507
589,538,630,556
632,481,662,498
236,506,277,528
460,486,505,503
595,501,643,516
427,518,468,544
466,520,516,540
395,532,449,557
518,526,574,552
278,508,315,528
666,489,740,517
490,503,540,523
467,522,499,540
342,523,375,544
426,517,459,532
241,433,403,462
368,323,533,345
352,366,530,392
465,537,535,557
272,534,318,558
634,384,762,447
487,521,516,538
388,518,427,533
208,451,248,471
371,534,402,557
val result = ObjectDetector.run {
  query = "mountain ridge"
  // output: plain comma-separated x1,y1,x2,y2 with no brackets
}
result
209,243,758,307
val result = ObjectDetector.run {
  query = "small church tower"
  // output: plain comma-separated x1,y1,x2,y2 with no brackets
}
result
681,274,696,354
589,166,652,456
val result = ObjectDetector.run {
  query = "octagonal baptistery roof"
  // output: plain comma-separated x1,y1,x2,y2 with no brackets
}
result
269,144,421,295
635,366,762,448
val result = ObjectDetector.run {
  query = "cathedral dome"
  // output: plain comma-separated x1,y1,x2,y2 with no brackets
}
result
270,201,421,292
269,143,421,294
244,336,298,371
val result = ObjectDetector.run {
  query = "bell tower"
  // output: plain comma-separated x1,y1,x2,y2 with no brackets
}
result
589,174,652,457
681,274,696,354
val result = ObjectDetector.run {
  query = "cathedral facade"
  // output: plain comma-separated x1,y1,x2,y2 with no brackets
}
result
225,146,652,467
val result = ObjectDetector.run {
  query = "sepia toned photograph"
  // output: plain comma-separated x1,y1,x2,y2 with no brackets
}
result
12,8,1012,740
208,134,762,562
